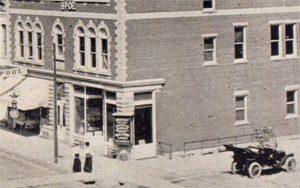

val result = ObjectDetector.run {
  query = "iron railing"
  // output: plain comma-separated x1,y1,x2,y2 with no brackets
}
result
158,141,173,160
184,134,255,156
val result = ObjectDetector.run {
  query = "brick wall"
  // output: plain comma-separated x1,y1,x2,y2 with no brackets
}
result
9,14,118,79
126,13,300,151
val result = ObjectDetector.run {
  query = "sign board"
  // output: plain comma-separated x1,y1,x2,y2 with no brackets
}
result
114,116,132,146
61,2,76,11
9,109,20,119
0,68,27,78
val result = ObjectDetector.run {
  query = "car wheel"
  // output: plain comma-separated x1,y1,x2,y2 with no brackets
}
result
248,162,262,179
285,157,296,173
231,161,238,174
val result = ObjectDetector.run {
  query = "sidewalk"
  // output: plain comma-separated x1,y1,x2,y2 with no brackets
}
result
0,128,184,188
0,128,299,188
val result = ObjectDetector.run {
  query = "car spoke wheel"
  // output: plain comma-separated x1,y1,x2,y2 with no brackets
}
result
285,157,296,173
231,161,238,174
248,162,262,179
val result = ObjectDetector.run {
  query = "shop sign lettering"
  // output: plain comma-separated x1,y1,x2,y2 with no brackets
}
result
61,2,76,11
114,117,132,145
0,69,27,78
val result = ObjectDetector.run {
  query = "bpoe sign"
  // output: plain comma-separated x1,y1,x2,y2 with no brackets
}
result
114,116,132,146
0,69,27,78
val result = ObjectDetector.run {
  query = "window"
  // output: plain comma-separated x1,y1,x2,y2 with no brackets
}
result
270,22,297,59
285,24,295,55
88,28,97,68
285,85,299,119
14,17,44,64
234,27,245,60
234,90,249,126
2,24,6,57
74,21,110,74
52,19,65,61
27,30,33,59
270,25,281,56
19,30,24,57
74,85,103,135
203,0,214,9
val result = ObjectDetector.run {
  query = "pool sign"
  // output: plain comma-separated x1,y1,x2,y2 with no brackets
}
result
0,69,27,78
114,116,132,145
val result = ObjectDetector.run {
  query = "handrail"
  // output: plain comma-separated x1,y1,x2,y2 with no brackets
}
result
158,141,173,160
184,133,255,156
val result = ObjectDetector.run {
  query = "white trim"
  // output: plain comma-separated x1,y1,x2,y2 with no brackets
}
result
285,85,299,91
233,22,248,27
234,90,249,97
8,9,118,20
9,6,300,21
202,33,218,38
125,6,300,20
269,19,300,25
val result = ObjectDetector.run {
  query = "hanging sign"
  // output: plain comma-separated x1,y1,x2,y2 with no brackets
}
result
0,68,27,78
114,116,132,145
9,109,20,119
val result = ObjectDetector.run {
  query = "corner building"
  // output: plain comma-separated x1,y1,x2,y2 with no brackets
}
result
3,0,300,158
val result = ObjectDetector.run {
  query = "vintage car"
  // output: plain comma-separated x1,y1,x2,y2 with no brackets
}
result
224,127,296,178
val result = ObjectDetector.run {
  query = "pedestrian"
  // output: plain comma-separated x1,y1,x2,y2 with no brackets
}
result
83,142,93,173
72,153,81,173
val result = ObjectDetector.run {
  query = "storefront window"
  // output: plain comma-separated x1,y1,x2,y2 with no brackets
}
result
86,98,102,132
75,97,85,135
106,104,116,142
73,85,103,135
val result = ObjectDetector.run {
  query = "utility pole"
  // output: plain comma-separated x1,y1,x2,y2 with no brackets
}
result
53,44,58,163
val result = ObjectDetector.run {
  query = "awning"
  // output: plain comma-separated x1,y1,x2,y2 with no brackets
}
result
0,77,50,120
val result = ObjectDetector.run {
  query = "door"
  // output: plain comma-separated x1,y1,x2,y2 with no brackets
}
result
132,105,156,159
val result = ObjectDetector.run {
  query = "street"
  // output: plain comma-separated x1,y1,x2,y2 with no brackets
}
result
0,151,57,181
174,167,300,188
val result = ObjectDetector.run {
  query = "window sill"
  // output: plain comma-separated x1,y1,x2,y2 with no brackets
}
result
233,59,249,65
14,58,45,66
202,9,216,13
73,66,111,76
234,121,250,126
203,61,218,67
270,55,300,61
285,114,299,120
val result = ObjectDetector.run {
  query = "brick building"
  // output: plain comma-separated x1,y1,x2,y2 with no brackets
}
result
0,0,300,158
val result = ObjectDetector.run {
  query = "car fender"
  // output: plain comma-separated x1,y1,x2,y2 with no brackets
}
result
279,153,294,166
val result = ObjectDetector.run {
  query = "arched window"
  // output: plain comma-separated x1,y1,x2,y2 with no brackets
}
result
14,17,44,65
16,22,24,58
78,27,85,66
25,23,33,59
73,20,110,74
88,28,96,68
35,23,42,60
99,28,108,70
52,19,65,61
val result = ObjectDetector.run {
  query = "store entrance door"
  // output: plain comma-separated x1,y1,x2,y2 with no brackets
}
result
132,105,156,159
